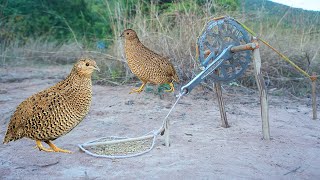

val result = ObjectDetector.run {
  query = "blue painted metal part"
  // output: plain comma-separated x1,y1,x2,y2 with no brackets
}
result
180,17,251,94
181,45,233,94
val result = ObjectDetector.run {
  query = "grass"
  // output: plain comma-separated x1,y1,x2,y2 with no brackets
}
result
1,0,319,96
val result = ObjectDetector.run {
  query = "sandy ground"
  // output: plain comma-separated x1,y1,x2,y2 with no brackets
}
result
0,65,319,180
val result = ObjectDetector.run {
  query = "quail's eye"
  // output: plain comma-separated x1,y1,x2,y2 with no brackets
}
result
127,32,129,35
86,62,89,66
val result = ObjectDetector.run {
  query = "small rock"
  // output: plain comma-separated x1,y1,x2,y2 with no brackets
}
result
125,100,134,105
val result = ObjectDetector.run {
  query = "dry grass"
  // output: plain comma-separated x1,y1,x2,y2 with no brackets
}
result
0,39,81,66
1,1,319,96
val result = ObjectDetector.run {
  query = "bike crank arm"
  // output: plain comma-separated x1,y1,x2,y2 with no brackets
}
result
181,45,233,94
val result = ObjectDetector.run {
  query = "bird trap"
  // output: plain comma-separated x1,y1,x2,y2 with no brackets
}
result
78,93,183,158
78,134,156,158
79,16,267,158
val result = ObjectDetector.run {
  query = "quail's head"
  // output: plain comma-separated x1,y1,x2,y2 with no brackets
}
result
74,58,100,76
120,29,138,41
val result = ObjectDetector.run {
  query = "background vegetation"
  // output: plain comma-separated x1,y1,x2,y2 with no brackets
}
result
0,0,319,96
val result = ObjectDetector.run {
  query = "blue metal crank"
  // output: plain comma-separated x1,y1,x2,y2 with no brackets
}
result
181,45,233,94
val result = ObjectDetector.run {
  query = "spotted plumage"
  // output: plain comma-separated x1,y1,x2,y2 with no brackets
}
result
3,58,100,153
121,29,179,93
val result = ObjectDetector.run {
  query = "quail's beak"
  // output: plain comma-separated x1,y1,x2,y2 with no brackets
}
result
120,32,124,37
93,65,100,72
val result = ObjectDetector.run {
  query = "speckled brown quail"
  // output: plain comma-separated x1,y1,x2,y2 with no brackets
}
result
3,58,100,153
121,29,179,94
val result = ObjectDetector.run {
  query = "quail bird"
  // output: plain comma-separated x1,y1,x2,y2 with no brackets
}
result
121,29,179,94
3,58,100,153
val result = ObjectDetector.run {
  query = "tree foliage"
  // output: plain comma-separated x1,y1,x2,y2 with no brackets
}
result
0,0,239,45
0,0,112,44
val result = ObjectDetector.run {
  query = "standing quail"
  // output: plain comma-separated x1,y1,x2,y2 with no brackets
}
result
121,29,179,94
3,58,100,153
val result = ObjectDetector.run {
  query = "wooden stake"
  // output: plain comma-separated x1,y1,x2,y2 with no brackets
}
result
311,72,317,120
252,37,270,140
164,120,170,147
214,73,229,128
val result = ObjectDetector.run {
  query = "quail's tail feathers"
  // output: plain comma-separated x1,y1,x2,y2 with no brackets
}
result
3,129,23,144
3,134,13,144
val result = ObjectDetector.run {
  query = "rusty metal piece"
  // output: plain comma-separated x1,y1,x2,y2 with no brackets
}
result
204,49,211,57
310,75,317,82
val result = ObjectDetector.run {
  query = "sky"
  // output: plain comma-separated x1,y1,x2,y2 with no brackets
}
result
270,0,320,11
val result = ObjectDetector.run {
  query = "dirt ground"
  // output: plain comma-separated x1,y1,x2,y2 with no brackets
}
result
0,65,319,180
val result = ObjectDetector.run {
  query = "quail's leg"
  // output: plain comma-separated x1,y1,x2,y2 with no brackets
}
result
45,140,72,153
130,82,147,94
164,82,175,92
36,140,54,152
